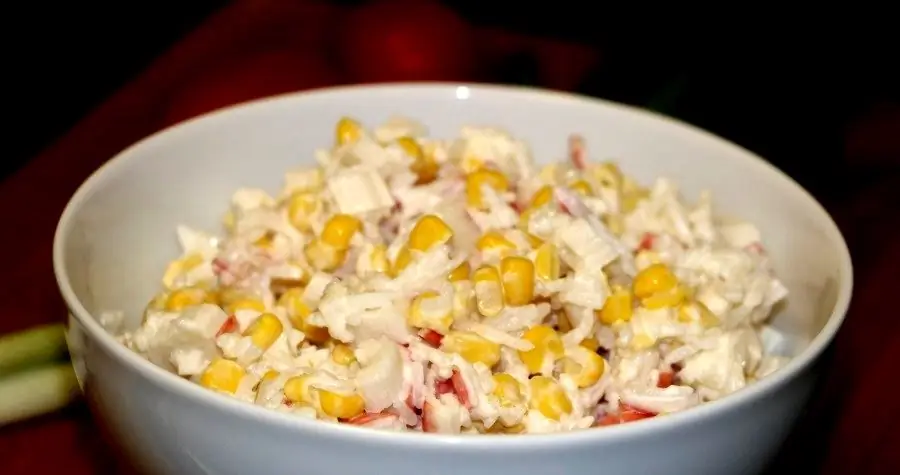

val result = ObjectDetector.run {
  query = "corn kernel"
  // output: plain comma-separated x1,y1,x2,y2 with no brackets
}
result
580,337,600,352
633,263,678,301
283,375,314,404
408,214,453,252
407,291,454,334
492,373,524,407
262,370,279,381
224,297,267,315
476,231,515,254
534,242,561,281
529,376,572,421
162,253,205,288
448,261,471,282
596,285,633,325
164,287,209,312
603,214,624,235
621,188,650,213
530,185,554,207
318,389,366,419
200,358,245,394
561,346,606,388
390,245,413,277
466,169,509,209
321,214,361,250
304,238,347,272
441,331,501,368
631,333,656,350
473,265,504,318
369,244,390,274
642,286,687,309
460,155,485,174
336,117,363,146
222,210,235,233
243,313,283,351
500,256,535,306
569,180,593,197
287,192,319,232
517,206,537,232
591,162,623,190
331,343,357,366
277,288,330,344
518,325,564,374
397,137,438,184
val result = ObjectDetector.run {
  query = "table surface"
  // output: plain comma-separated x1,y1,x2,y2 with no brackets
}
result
1,1,899,473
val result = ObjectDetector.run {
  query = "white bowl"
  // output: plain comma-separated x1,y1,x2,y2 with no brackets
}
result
53,84,852,475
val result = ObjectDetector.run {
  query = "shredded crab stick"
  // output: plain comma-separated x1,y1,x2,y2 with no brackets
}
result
115,117,791,434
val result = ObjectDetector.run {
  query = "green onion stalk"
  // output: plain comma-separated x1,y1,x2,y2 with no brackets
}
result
0,324,79,426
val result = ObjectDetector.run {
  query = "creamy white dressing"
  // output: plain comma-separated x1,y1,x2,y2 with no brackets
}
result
117,117,790,435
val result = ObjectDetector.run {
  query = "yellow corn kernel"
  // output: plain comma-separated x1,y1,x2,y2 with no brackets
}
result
304,238,346,272
287,192,319,232
518,325,564,374
222,210,235,233
631,333,656,350
407,291,454,334
621,188,650,213
492,373,524,407
642,286,687,309
476,231,516,254
530,185,554,207
591,162,623,190
331,343,357,366
569,180,593,197
517,206,536,232
318,389,366,419
369,244,390,274
390,245,413,277
466,169,509,209
277,288,330,344
335,117,363,146
561,346,606,388
162,253,205,288
321,214,361,250
398,137,438,184
472,265,504,318
262,370,280,382
500,256,535,306
243,313,283,351
164,287,209,312
580,337,600,352
408,214,453,252
441,331,501,368
633,263,678,299
596,285,633,325
528,376,572,421
534,242,561,281
283,375,315,404
200,358,245,394
678,301,721,327
460,154,485,174
447,261,471,282
603,214,624,235
224,297,266,315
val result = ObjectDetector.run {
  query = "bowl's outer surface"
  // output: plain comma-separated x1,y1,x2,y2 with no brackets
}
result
54,84,852,475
